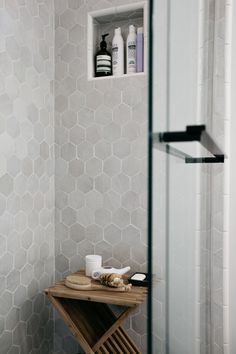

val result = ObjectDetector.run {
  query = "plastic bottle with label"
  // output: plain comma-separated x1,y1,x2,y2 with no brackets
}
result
126,25,136,74
112,27,124,76
136,27,144,72
95,33,112,77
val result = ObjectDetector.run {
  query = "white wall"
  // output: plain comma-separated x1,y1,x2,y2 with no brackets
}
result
229,0,236,353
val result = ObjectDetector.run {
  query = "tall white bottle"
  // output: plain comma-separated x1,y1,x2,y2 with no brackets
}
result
126,25,136,74
112,27,124,76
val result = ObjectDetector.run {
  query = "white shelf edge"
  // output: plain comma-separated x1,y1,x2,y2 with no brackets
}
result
87,1,147,19
88,72,146,82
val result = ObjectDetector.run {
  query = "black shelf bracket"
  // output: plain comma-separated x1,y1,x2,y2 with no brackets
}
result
153,125,225,164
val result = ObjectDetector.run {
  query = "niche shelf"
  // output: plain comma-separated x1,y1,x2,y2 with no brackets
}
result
87,2,147,80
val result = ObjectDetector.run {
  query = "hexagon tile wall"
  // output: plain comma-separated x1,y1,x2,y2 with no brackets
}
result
0,0,148,353
55,0,148,353
0,0,54,353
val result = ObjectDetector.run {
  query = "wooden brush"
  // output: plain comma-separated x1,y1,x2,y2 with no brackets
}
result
65,274,130,292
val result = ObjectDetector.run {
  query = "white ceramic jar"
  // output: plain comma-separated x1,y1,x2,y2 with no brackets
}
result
85,255,102,276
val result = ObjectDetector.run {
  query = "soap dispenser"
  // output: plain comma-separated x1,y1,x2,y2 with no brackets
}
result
95,33,112,77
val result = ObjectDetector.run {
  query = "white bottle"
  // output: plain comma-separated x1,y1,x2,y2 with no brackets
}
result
126,25,136,74
112,27,124,76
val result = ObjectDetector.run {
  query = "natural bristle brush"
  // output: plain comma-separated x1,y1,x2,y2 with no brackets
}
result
65,274,131,292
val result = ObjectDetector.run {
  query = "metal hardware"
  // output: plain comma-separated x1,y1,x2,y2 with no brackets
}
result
153,125,225,163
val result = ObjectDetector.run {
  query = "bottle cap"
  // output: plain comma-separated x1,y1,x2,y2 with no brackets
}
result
100,33,109,49
137,27,143,34
129,25,136,33
114,27,121,35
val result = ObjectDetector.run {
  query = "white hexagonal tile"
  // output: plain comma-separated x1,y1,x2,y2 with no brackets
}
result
55,254,69,273
86,157,102,177
95,208,111,227
122,121,140,142
62,207,77,227
0,235,6,257
122,156,140,177
77,108,94,128
86,125,102,144
86,224,103,244
86,190,103,211
122,225,141,245
103,190,121,212
131,208,146,230
61,142,76,161
77,206,94,227
113,206,130,229
68,0,83,9
104,156,121,177
86,89,103,110
122,191,140,211
69,125,85,145
122,86,142,107
61,43,76,63
7,230,20,254
21,229,33,250
59,175,76,193
68,190,85,210
104,224,121,245
131,244,147,265
7,156,21,177
0,174,13,196
6,270,20,292
61,239,77,258
70,223,85,243
104,88,121,108
68,159,84,177
132,102,147,124
77,239,94,258
95,174,111,193
113,139,131,159
94,105,112,126
95,241,112,262
103,122,121,142
77,174,93,193
69,58,86,78
61,110,77,129
112,173,130,194
55,94,68,113
60,9,76,30
55,27,68,49
0,195,6,216
95,140,111,160
113,242,130,263
69,24,85,45
69,90,85,112
77,141,93,161
0,291,13,316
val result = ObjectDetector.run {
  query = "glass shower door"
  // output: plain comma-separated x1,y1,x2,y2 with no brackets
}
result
148,0,225,353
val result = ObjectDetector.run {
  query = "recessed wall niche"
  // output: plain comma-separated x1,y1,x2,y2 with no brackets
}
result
87,2,147,80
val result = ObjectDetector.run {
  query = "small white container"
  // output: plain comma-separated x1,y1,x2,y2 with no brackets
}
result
85,255,102,276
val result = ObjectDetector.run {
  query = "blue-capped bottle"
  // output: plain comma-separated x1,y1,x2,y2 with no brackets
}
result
95,33,112,77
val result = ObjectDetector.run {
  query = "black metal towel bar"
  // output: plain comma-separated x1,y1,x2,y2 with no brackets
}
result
152,125,225,163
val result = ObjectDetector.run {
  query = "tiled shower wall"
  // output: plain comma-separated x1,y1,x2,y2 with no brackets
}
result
0,1,55,353
54,0,148,353
198,0,226,353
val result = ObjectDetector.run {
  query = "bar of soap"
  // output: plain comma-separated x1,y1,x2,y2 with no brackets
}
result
131,273,146,281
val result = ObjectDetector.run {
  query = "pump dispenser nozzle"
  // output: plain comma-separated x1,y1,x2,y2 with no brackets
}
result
100,33,109,49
